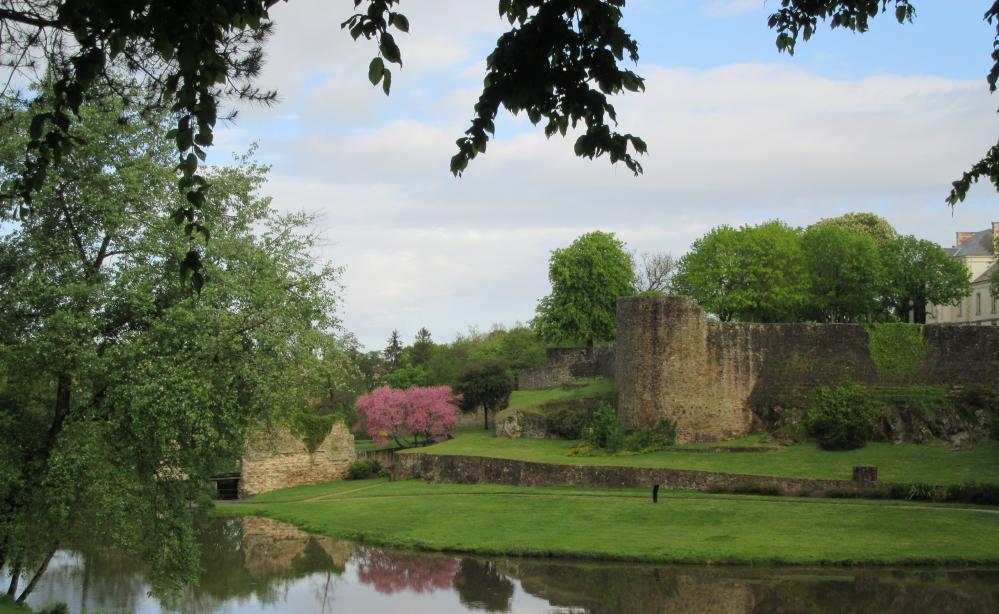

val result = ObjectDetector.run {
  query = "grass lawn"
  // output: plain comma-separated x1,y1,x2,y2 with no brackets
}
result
0,602,32,614
400,429,999,485
217,479,999,565
355,439,399,453
507,378,615,411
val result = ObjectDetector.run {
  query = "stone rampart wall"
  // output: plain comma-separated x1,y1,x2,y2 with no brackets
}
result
241,422,356,496
393,453,889,498
518,347,615,390
616,296,999,443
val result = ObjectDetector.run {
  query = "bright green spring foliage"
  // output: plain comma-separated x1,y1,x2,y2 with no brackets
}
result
866,323,930,383
672,221,808,322
805,383,883,450
0,90,347,599
533,231,635,346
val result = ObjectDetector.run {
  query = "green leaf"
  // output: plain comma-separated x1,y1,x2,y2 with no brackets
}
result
368,57,385,85
389,13,409,33
382,68,392,95
379,32,402,65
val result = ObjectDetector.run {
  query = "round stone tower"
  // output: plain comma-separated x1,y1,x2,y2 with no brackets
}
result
616,295,740,443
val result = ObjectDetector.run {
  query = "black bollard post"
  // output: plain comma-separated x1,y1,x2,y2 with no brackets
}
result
652,484,660,503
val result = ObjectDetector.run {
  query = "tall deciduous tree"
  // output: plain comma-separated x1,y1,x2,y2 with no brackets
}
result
673,221,808,322
533,231,635,347
880,234,972,323
809,212,898,248
0,89,344,599
455,362,514,430
633,251,676,294
801,224,884,322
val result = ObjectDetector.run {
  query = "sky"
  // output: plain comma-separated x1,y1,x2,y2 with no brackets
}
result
214,0,999,351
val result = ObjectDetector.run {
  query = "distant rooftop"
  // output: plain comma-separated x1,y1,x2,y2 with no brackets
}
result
951,224,998,258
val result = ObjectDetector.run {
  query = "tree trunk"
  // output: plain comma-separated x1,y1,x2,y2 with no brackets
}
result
913,300,927,324
483,405,489,430
15,546,56,604
6,560,21,597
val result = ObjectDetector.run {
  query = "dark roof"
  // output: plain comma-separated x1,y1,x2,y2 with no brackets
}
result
953,228,996,258
973,260,999,285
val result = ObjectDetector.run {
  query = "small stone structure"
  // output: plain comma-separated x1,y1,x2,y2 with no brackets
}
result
616,296,999,443
240,422,356,497
518,347,615,390
495,409,548,439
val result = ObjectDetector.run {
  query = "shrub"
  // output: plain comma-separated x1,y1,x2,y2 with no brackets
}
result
622,419,676,453
583,403,625,452
346,459,383,480
945,482,999,506
805,383,883,450
545,407,592,440
39,605,70,614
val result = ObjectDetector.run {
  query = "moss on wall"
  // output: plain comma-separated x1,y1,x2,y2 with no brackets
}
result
866,323,930,383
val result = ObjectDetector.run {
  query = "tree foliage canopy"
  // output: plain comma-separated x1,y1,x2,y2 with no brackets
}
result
354,385,460,447
673,221,808,323
880,235,972,323
0,88,347,599
533,230,635,345
674,214,972,324
455,361,514,430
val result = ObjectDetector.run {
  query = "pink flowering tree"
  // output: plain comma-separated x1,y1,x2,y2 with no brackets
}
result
355,386,461,448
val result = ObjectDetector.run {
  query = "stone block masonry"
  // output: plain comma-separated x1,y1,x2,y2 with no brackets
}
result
241,422,356,497
615,296,999,443
518,347,615,390
394,453,889,498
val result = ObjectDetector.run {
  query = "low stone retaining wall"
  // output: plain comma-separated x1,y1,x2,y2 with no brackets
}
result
358,448,398,468
392,453,891,498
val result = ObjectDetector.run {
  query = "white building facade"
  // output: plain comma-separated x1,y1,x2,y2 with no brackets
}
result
926,222,999,326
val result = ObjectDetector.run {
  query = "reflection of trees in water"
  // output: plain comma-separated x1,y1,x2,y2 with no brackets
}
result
161,517,350,614
504,560,679,614
503,560,999,614
747,569,999,614
354,547,460,594
454,559,514,612
26,549,146,614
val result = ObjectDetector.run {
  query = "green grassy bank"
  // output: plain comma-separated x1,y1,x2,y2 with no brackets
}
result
217,479,999,566
400,429,999,485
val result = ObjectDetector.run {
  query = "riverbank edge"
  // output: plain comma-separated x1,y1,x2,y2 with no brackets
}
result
212,487,999,568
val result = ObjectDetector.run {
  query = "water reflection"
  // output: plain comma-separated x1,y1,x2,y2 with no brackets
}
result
10,517,999,614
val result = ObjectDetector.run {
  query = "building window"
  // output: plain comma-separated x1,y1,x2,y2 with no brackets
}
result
976,293,982,316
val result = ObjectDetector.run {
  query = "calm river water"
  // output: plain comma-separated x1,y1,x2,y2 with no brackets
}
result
13,517,999,613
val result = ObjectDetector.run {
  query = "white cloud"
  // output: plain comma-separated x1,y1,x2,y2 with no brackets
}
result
230,54,998,348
